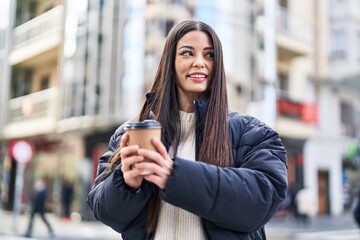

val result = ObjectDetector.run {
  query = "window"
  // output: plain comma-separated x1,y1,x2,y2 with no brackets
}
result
329,28,346,60
40,75,50,90
278,73,289,92
341,101,355,137
11,68,33,98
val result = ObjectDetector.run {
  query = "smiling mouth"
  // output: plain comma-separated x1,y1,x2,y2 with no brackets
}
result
187,74,207,82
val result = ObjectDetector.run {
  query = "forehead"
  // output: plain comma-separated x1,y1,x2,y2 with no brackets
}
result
176,30,213,48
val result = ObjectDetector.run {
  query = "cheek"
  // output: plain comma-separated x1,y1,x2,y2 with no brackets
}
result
175,63,187,81
175,60,186,73
174,71,183,89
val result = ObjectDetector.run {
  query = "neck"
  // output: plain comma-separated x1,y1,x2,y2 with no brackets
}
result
178,96,194,112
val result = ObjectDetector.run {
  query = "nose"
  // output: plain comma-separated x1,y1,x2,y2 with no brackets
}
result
193,56,205,68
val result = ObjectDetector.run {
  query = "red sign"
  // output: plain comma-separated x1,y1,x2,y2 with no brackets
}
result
277,98,318,124
301,103,318,124
9,139,35,165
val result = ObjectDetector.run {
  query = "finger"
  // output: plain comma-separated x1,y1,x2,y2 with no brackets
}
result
124,166,144,178
151,137,168,160
137,149,173,174
119,133,129,148
137,149,165,167
120,145,140,159
135,161,171,176
151,138,173,169
143,174,167,190
121,155,144,171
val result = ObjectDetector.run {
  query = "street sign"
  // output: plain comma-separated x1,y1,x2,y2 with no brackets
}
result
9,139,34,165
9,139,34,234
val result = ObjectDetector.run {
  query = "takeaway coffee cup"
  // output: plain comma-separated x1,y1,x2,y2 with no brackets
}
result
124,120,162,175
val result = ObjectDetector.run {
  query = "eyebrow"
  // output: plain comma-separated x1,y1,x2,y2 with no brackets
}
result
178,45,214,51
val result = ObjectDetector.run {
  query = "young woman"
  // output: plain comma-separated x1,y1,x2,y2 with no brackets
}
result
86,20,288,240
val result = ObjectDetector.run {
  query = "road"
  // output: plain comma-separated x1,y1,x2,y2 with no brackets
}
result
266,212,360,240
1,209,359,239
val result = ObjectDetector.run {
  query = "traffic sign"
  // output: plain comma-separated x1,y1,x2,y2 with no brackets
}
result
9,139,34,165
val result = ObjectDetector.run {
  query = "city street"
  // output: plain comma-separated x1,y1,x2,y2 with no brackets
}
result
1,209,359,240
266,212,360,240
1,0,360,239
0,210,120,240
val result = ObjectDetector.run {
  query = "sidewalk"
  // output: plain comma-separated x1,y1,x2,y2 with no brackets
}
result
1,209,358,240
266,211,359,240
0,210,121,239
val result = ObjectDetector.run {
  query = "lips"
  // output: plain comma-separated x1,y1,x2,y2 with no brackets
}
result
187,73,207,82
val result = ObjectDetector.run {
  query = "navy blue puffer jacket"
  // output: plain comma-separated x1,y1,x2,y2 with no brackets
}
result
86,99,288,240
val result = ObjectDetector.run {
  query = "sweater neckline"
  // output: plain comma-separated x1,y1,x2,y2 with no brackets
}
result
179,110,195,122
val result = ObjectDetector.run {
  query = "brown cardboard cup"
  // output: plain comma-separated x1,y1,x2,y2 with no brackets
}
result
124,120,162,175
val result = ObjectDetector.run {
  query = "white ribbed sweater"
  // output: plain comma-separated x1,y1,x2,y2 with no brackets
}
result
154,111,205,240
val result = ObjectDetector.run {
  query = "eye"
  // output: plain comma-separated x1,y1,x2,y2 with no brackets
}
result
205,52,214,59
179,50,193,57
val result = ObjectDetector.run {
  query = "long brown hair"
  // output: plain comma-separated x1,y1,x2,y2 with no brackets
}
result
139,20,232,232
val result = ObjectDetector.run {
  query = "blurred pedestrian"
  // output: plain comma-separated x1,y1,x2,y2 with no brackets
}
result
278,182,300,217
295,186,317,225
61,179,74,219
86,19,288,239
287,183,301,217
24,177,54,238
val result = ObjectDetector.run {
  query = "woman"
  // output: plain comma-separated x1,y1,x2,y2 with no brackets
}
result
86,20,288,239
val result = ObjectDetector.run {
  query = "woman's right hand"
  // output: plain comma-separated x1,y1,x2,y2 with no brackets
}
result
119,133,145,190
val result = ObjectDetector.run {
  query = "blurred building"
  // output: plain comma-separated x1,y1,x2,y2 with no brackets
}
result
0,0,66,213
0,0,358,221
254,0,317,196
304,0,360,215
0,0,124,218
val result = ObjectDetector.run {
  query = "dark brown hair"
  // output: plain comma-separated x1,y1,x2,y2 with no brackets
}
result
139,19,232,232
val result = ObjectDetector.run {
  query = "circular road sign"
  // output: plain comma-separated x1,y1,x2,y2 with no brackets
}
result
9,139,34,165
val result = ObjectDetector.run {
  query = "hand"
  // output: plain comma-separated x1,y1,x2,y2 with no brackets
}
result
135,137,173,189
119,133,145,190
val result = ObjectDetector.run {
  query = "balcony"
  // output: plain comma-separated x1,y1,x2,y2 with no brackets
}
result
3,88,58,139
276,5,313,56
9,5,64,65
275,93,317,139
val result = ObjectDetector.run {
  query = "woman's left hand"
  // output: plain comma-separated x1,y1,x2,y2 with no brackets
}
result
134,137,173,189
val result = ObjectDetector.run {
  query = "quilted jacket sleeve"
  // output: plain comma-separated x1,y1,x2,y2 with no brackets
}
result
85,125,153,234
159,114,288,233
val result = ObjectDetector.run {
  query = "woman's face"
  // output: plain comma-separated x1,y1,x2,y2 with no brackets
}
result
174,30,214,105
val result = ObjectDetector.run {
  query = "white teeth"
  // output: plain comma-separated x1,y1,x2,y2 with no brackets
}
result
190,74,205,78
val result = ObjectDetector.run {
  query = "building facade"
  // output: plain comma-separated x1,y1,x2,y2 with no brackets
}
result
1,0,357,220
